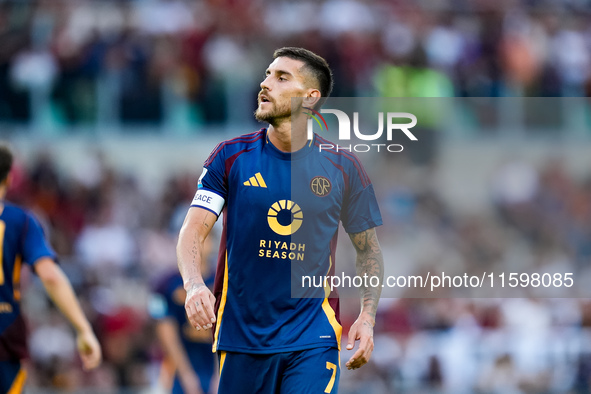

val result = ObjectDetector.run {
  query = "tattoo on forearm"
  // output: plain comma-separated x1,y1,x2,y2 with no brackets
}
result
349,228,384,319
191,237,199,259
178,212,214,287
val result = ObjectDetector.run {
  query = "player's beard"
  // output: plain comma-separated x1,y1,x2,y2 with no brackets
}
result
254,100,291,124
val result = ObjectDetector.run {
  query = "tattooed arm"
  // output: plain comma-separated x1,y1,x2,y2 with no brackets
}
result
177,207,218,332
345,227,384,370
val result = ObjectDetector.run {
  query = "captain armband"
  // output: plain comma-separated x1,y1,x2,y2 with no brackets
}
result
191,189,225,216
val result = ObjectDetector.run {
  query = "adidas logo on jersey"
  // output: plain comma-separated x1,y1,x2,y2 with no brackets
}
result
243,172,267,188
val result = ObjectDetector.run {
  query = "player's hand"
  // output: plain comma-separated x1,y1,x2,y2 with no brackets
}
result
179,370,204,394
76,329,102,371
345,312,374,370
185,281,216,331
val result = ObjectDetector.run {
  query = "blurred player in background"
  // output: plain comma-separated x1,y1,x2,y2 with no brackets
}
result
177,47,384,393
0,144,102,392
151,236,217,394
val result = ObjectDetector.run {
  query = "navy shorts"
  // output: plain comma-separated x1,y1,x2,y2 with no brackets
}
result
0,360,26,393
218,347,340,394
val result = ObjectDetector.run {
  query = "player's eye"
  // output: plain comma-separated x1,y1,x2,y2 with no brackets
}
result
278,76,286,81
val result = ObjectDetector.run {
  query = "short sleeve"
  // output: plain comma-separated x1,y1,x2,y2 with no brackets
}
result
190,144,228,216
22,212,56,266
340,160,383,234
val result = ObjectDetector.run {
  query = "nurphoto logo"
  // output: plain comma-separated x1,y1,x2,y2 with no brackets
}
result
304,108,418,153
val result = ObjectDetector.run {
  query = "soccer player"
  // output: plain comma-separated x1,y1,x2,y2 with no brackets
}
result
151,236,217,394
177,47,384,393
0,144,102,392
151,270,217,394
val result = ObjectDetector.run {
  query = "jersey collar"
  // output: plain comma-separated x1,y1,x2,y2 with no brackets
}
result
263,128,315,161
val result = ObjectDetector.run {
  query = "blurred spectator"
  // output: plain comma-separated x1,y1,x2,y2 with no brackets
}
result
1,0,590,129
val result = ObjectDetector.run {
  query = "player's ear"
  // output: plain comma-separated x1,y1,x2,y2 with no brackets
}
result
303,90,321,109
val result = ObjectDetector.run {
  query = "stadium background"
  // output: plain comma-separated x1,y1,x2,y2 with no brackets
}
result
1,0,591,393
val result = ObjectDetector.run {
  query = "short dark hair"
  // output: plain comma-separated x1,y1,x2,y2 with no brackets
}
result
273,47,333,100
0,144,13,183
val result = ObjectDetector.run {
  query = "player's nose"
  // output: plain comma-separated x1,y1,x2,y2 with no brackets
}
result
260,76,271,90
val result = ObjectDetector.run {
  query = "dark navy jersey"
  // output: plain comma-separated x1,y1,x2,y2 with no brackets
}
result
191,129,382,354
150,271,216,390
0,202,56,361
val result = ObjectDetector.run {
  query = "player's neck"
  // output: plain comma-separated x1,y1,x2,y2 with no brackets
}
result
267,117,307,153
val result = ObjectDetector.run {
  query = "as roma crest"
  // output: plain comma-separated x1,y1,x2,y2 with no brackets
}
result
310,176,332,197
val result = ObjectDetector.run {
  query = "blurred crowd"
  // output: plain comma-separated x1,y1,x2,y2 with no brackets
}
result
9,149,197,391
1,0,591,128
337,155,591,393
5,143,591,393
